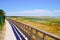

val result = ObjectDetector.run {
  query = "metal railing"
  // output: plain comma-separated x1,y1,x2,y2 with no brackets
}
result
8,19,60,40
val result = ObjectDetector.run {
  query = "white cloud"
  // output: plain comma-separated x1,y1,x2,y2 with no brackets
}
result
16,10,52,14
6,9,60,16
54,10,60,12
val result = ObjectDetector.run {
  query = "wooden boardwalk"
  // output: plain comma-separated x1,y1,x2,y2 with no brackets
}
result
7,18,60,40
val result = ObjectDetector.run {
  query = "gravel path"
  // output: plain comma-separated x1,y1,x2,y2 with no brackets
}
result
4,20,16,40
0,31,2,40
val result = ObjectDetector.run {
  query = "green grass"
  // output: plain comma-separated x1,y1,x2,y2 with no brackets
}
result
0,26,2,31
0,22,5,31
0,18,5,31
22,17,60,26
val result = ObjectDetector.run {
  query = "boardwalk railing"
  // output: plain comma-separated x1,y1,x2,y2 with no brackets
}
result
8,19,60,40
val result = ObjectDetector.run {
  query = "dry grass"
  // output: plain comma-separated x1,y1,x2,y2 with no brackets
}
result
14,18,60,36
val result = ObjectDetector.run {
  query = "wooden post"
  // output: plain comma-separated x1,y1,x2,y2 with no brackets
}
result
36,30,38,40
43,34,46,40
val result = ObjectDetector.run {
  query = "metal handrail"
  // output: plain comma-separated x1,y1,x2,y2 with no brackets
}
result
8,19,60,40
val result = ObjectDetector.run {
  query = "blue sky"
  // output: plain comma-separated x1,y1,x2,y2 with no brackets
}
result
0,0,60,16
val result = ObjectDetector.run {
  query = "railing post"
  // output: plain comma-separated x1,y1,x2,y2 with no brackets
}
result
24,25,26,32
25,25,27,33
35,30,38,40
28,27,30,34
30,28,33,36
23,24,25,31
42,34,46,40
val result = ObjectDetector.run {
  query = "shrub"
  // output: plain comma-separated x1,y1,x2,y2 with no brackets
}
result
0,9,5,31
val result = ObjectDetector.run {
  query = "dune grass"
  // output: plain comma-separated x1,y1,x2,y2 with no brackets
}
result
13,17,60,36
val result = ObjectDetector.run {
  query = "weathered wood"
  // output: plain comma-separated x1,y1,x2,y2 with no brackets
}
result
7,18,60,40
